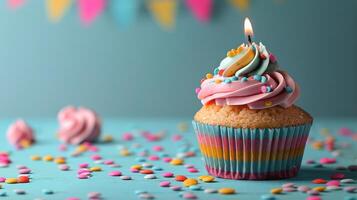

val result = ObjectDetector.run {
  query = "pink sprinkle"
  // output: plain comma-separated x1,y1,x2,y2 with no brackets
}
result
187,168,199,173
77,174,89,179
306,196,321,200
330,173,345,180
109,171,122,176
159,181,170,187
282,183,296,188
326,180,340,186
182,192,197,199
88,146,98,152
66,198,80,200
195,88,201,94
58,164,69,171
162,172,174,178
58,144,67,151
172,134,182,141
260,86,268,93
152,146,163,152
78,168,91,174
122,132,134,141
18,168,31,174
148,155,160,161
79,163,89,168
269,53,277,63
104,160,114,165
87,192,101,199
319,157,336,164
338,127,353,136
162,157,172,163
91,154,102,161
283,187,296,192
131,168,140,173
0,177,6,182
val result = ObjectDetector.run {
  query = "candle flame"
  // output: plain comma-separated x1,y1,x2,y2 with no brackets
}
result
244,17,254,37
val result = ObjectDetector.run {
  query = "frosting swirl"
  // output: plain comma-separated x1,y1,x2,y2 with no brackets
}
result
7,119,35,149
58,106,101,145
196,43,300,109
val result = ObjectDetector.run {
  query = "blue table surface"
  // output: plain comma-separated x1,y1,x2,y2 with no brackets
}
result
0,118,356,200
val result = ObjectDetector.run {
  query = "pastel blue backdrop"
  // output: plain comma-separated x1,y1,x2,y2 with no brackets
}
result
0,0,356,118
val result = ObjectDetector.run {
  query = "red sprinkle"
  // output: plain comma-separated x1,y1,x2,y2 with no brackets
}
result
17,176,29,183
312,178,327,184
330,173,345,180
319,158,336,164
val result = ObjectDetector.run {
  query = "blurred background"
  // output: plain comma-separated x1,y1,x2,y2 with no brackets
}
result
0,0,356,118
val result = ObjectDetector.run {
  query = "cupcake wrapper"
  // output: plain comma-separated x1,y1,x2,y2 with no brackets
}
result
192,121,311,180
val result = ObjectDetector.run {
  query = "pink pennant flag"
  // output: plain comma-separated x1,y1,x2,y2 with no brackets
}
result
8,0,26,9
186,0,213,23
79,0,106,26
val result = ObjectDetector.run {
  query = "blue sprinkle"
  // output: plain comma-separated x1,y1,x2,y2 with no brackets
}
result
213,68,219,75
224,79,232,84
266,86,272,93
135,157,146,162
135,190,147,195
240,77,248,82
189,185,202,191
260,76,267,83
152,166,163,171
261,194,276,200
253,75,262,81
231,76,239,81
285,86,293,93
42,189,54,195
0,191,6,197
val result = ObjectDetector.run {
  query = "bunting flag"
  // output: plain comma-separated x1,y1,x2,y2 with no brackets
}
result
46,0,72,22
7,0,26,9
230,0,250,11
186,0,213,23
79,0,106,26
110,0,137,27
148,0,177,30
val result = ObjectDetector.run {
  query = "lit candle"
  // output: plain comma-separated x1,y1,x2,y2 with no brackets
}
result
244,17,254,45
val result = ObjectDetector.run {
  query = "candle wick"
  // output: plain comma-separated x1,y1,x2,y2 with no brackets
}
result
247,35,252,45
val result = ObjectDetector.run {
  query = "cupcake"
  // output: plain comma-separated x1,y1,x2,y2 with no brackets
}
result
7,119,35,149
193,26,312,179
57,106,101,145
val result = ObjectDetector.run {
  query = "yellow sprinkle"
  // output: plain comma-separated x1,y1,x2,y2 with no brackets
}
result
131,165,142,170
54,157,66,164
200,175,215,182
271,188,283,194
75,145,88,153
30,155,41,161
120,149,131,157
218,188,236,194
227,50,236,57
170,158,184,165
102,135,114,143
90,166,102,172
215,79,222,84
5,178,17,184
312,141,324,150
264,101,273,107
313,186,326,192
205,73,213,79
43,155,54,162
183,178,198,187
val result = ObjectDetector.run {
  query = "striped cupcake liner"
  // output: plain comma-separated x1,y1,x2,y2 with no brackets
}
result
192,121,311,180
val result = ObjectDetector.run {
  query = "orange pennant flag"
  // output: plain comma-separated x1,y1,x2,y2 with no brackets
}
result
148,0,177,30
230,0,250,11
46,0,72,22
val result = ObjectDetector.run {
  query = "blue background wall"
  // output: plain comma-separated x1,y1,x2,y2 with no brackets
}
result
0,0,356,118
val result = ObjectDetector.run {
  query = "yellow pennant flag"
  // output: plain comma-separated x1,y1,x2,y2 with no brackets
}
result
46,0,72,22
148,0,177,30
230,0,250,11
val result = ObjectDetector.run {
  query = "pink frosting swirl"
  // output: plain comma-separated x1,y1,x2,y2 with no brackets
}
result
198,70,300,109
58,106,101,145
7,119,35,149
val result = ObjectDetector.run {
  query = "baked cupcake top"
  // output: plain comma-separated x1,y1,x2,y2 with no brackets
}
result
196,42,300,109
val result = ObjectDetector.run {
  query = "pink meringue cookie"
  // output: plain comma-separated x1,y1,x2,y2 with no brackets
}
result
7,119,35,149
57,106,101,145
